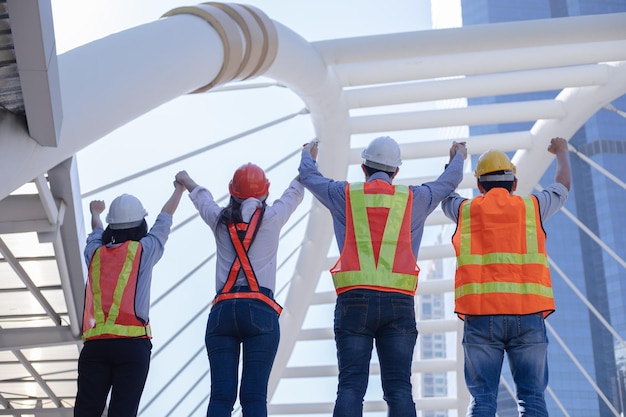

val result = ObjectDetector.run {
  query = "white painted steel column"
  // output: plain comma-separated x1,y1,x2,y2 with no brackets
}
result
0,2,279,200
331,41,626,87
348,133,533,164
517,61,626,194
313,12,626,65
0,13,223,199
344,64,611,109
349,100,566,134
261,21,351,398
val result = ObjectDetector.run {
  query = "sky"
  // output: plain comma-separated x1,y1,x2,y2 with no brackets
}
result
49,1,462,415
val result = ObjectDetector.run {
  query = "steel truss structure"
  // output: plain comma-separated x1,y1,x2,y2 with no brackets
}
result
0,1,625,416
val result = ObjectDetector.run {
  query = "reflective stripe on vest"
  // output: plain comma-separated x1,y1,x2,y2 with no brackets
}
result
331,181,419,295
213,209,283,315
82,241,151,340
453,190,554,318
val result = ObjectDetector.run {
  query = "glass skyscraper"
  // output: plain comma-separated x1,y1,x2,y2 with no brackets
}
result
459,1,626,416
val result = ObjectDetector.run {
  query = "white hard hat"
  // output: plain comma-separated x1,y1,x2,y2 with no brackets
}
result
106,194,148,229
361,136,402,172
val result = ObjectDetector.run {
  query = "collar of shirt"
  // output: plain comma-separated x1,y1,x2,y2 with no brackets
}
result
241,198,263,222
368,171,393,184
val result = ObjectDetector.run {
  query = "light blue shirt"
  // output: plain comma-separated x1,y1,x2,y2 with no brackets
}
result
84,212,174,324
189,180,304,293
441,183,569,223
298,151,465,258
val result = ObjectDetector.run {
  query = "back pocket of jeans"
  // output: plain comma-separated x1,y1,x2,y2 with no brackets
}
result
249,302,277,332
335,297,368,333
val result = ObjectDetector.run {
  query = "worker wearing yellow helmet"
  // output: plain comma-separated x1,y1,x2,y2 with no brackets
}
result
474,149,517,180
441,137,571,417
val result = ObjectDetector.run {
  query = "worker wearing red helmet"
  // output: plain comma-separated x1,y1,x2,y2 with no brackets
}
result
441,137,571,417
175,164,304,417
299,137,467,417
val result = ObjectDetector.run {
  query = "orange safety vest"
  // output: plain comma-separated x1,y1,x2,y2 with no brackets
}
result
82,241,151,341
452,188,554,319
331,181,420,296
213,208,283,315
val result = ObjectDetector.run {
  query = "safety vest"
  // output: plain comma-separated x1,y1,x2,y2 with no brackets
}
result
452,188,554,319
82,241,151,341
213,208,283,315
330,181,420,296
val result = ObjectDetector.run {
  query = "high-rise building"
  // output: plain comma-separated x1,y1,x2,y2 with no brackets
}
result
419,235,450,417
460,1,626,416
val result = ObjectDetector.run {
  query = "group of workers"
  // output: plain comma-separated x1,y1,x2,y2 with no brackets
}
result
73,134,571,417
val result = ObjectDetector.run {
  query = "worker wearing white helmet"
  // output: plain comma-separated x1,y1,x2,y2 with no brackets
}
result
299,136,467,417
361,135,403,171
441,137,571,417
75,184,185,417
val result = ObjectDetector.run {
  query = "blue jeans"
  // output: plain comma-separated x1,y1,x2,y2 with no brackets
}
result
74,338,152,417
463,313,549,417
205,291,280,417
333,289,418,417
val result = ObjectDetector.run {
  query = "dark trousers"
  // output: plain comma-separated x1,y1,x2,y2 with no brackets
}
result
333,289,418,417
74,338,152,417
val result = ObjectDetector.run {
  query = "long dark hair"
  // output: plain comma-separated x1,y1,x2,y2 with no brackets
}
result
219,197,244,225
219,197,266,227
101,220,148,245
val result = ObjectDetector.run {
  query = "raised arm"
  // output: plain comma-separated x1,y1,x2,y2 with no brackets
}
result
302,140,319,160
161,179,186,216
449,141,467,165
175,170,200,193
89,200,105,230
548,137,571,191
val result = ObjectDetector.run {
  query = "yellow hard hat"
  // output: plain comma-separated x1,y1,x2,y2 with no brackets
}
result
474,150,516,178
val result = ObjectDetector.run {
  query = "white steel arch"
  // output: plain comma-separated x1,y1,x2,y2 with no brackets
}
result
0,2,626,416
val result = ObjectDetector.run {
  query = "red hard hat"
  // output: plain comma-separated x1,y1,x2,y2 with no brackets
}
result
228,163,270,199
